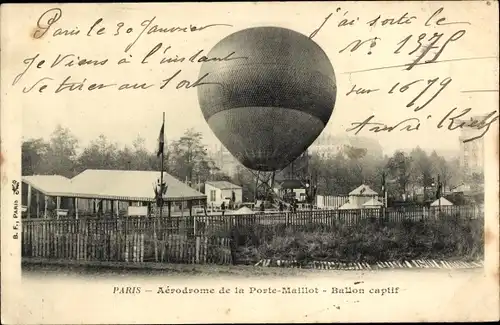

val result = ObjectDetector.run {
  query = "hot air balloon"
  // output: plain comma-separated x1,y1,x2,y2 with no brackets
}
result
197,26,336,203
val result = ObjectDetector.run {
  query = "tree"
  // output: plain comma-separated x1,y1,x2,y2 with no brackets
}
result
345,146,367,160
279,151,309,181
116,146,135,170
116,135,158,171
409,147,433,199
207,159,232,183
231,165,256,202
21,138,50,175
312,153,353,195
344,145,367,185
361,154,387,194
168,129,212,185
44,125,79,177
470,172,484,191
304,147,386,196
77,135,119,171
386,151,412,198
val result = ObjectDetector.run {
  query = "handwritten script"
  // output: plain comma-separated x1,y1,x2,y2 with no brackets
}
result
12,6,499,142
309,5,498,142
14,8,237,93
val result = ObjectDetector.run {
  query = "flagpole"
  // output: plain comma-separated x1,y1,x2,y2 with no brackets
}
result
160,112,165,219
382,171,386,219
437,174,441,215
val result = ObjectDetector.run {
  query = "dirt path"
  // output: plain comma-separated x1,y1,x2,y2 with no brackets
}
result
22,259,483,279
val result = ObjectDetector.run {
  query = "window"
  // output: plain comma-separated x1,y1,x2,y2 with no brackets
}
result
210,190,216,202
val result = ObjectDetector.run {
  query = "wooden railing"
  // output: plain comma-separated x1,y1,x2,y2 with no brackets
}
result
22,218,232,265
197,204,478,225
22,205,481,265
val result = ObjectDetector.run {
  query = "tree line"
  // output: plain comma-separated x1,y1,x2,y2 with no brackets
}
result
22,125,482,202
22,125,224,184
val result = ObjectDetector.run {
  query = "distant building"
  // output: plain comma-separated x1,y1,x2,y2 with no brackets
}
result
205,181,242,208
308,133,346,157
308,134,384,158
457,115,487,176
273,179,307,202
208,144,240,177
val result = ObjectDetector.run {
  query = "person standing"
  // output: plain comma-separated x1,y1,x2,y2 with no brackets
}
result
221,201,226,216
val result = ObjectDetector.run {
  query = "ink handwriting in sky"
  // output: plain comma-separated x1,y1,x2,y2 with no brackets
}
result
308,5,498,142
13,5,500,142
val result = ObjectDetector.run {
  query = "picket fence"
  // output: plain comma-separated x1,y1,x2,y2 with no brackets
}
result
22,218,232,265
315,195,350,208
22,205,480,266
193,205,481,235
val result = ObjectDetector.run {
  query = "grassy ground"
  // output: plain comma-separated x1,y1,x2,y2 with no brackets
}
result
233,218,484,263
22,259,340,278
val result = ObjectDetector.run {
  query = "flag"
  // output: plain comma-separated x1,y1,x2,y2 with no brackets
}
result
153,178,168,202
153,181,159,198
154,180,163,207
157,121,165,157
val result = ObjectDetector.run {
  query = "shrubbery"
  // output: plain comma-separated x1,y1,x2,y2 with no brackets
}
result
231,218,483,264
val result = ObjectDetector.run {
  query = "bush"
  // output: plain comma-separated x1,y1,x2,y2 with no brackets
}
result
235,218,483,263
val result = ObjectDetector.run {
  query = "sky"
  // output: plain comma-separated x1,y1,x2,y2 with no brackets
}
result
7,2,498,157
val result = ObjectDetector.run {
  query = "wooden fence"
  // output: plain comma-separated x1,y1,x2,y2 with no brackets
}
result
22,205,481,265
193,205,481,234
315,195,349,208
22,218,232,265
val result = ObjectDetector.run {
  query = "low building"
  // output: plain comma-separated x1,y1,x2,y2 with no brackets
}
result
339,184,380,209
273,179,307,202
22,175,73,218
430,197,454,207
348,184,379,207
22,169,206,218
204,181,242,208
362,197,384,209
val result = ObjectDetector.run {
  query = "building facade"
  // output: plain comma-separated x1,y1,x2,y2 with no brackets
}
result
205,181,243,208
458,118,485,176
308,133,384,158
273,179,307,202
208,144,241,177
21,170,207,219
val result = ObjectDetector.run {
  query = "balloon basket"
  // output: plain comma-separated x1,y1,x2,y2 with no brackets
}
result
251,170,277,205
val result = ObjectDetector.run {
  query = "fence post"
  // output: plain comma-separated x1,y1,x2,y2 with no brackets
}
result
153,217,159,262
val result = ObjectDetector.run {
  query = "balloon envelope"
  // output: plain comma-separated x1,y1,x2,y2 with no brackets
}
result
197,26,336,171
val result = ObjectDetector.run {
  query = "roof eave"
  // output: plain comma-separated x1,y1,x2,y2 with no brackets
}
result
37,192,206,202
